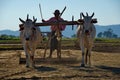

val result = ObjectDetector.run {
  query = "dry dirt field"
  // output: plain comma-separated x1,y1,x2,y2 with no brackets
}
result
0,49,120,80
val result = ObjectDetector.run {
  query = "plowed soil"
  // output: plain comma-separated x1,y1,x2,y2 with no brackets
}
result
0,49,120,80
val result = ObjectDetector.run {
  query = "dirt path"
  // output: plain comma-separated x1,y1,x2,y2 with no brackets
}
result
0,49,120,80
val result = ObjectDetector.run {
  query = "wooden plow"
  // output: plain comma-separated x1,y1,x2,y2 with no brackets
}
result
19,19,97,59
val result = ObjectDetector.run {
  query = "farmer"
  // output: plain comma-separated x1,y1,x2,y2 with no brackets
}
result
42,9,66,58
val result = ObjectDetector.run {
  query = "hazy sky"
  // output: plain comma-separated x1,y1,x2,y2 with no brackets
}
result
0,0,120,30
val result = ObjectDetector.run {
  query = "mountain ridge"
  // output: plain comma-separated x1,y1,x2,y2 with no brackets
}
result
0,24,120,38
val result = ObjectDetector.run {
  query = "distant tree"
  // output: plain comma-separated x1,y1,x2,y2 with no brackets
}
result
71,34,76,38
97,32,103,38
107,28,113,38
112,34,118,38
0,34,8,40
0,34,19,40
102,31,107,38
97,28,118,38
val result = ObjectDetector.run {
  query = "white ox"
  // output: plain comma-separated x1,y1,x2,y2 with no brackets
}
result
77,12,96,67
19,15,43,68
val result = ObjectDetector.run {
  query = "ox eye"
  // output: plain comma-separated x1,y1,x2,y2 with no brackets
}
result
82,21,84,23
32,27,36,30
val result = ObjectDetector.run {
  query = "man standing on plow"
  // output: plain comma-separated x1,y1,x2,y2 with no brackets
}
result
42,9,66,58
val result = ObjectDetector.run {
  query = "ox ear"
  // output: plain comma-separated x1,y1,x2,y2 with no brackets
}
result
19,25,24,31
19,18,25,23
91,19,97,23
33,16,37,24
78,19,84,23
91,12,94,18
81,13,85,18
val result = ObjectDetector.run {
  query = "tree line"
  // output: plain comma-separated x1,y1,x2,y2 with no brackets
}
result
97,28,118,38
71,28,119,38
0,34,19,40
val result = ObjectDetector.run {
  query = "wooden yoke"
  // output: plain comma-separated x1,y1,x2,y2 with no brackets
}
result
19,19,97,28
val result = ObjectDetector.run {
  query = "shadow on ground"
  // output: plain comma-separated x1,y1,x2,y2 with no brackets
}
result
35,66,57,72
96,65,120,75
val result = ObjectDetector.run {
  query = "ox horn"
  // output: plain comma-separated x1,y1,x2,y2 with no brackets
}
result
19,18,25,23
86,12,88,16
81,13,85,18
27,14,29,20
80,12,83,19
33,16,37,23
91,12,94,18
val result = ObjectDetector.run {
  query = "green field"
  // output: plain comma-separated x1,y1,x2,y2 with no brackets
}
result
0,38,120,43
0,38,120,52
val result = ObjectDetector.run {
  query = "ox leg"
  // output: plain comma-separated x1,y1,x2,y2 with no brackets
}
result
30,55,35,68
81,52,85,67
25,54,29,68
80,40,85,67
85,49,88,65
30,49,35,68
88,49,92,67
49,49,53,58
26,50,32,68
27,53,31,67
81,47,85,67
24,47,30,68
26,54,31,68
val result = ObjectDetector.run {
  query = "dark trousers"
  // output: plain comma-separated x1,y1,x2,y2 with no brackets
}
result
50,31,58,51
49,31,62,58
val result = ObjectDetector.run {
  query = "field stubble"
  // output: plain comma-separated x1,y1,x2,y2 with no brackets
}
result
0,49,120,80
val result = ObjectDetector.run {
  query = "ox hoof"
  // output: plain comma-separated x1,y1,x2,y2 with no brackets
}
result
26,65,29,68
28,65,35,69
57,56,61,59
48,56,52,59
81,64,85,67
